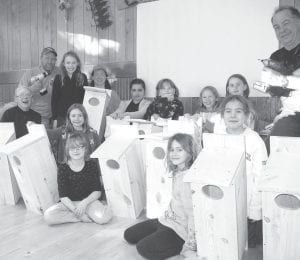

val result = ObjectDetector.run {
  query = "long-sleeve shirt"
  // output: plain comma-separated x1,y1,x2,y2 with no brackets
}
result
194,103,219,123
105,90,121,115
218,127,268,220
47,126,101,164
51,73,88,119
19,66,61,119
144,97,184,120
110,98,151,119
159,170,196,250
270,43,300,113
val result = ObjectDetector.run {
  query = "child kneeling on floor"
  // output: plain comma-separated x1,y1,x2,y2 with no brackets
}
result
44,133,112,225
124,133,199,259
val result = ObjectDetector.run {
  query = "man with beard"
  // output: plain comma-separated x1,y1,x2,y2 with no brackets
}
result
19,47,60,128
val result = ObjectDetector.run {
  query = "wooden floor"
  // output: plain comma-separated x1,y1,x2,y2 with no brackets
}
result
0,201,262,260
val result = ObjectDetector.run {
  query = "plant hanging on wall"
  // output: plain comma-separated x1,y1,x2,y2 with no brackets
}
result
118,0,158,10
58,0,72,21
86,0,113,30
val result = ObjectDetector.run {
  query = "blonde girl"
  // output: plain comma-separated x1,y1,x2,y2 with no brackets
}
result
193,86,220,132
52,51,88,127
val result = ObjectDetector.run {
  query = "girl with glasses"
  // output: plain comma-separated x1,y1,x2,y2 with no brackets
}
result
44,133,112,225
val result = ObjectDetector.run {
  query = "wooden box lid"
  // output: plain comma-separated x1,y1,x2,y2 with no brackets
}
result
0,123,15,146
0,130,44,155
91,136,136,160
184,147,245,187
260,152,300,195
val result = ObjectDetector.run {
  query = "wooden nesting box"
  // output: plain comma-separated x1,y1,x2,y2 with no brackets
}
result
83,87,110,138
91,136,146,219
105,116,134,138
153,117,201,138
144,137,172,218
166,117,202,149
167,116,201,136
4,132,59,214
260,136,300,260
27,123,50,144
270,135,300,153
0,122,15,145
106,117,154,138
129,119,154,136
0,123,21,205
144,118,202,219
184,142,247,260
202,132,246,150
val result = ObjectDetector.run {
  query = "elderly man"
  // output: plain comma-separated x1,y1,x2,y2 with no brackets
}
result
268,6,300,136
19,47,60,128
1,87,41,138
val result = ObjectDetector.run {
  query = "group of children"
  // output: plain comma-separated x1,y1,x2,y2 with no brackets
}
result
0,48,270,259
122,95,267,259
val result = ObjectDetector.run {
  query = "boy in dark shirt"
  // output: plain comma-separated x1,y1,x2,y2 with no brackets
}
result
1,87,41,138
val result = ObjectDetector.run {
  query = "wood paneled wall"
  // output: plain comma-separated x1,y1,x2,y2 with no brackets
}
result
280,0,300,8
0,0,136,70
0,0,136,102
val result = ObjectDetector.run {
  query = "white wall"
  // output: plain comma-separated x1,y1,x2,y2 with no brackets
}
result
137,0,279,97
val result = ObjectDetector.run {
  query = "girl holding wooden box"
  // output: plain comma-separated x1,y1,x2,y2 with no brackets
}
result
189,85,220,132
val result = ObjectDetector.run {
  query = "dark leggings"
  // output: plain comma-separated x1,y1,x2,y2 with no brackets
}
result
124,218,185,260
271,113,300,137
248,219,263,248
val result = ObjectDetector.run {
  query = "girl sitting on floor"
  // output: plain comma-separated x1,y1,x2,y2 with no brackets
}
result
124,133,198,259
44,133,112,225
219,95,268,248
144,78,184,121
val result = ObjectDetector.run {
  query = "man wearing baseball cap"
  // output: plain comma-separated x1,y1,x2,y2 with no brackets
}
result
18,47,60,128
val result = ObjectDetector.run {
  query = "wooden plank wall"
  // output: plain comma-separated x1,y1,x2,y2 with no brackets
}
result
0,0,136,70
0,0,135,103
0,0,296,121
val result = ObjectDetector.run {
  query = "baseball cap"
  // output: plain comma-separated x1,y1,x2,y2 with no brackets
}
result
41,47,57,57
